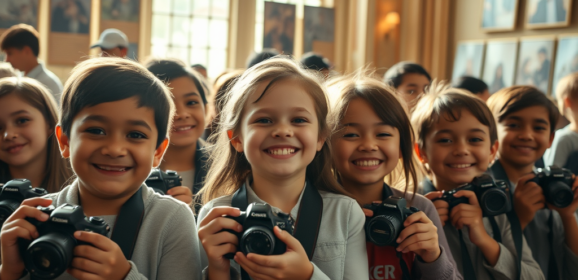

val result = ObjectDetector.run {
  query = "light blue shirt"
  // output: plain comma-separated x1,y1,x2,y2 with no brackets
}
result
26,63,63,104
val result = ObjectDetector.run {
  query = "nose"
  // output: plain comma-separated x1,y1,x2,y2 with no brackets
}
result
2,125,17,141
101,136,127,158
452,140,470,157
272,122,293,138
174,103,191,121
517,125,533,141
358,136,377,152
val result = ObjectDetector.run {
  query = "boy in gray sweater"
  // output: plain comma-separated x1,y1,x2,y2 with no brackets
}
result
412,86,544,279
0,57,202,280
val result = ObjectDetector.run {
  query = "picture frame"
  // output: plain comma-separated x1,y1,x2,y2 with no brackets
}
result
0,0,39,29
482,39,518,93
515,36,556,95
452,40,486,85
526,0,572,29
481,0,519,32
551,34,578,97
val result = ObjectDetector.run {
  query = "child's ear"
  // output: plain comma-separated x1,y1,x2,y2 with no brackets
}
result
489,140,499,164
316,136,326,152
229,131,244,152
55,125,70,158
415,143,427,163
152,138,170,168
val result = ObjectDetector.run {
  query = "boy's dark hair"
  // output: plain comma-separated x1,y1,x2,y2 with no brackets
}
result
246,48,280,68
455,76,489,95
145,58,208,104
191,64,206,71
411,83,498,150
383,61,431,88
487,86,559,135
0,24,40,57
301,52,330,71
60,57,175,148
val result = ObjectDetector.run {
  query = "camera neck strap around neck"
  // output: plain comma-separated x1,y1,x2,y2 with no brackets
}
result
110,186,145,260
381,183,411,280
231,180,324,260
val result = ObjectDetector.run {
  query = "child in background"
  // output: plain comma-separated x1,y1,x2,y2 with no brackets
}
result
197,57,368,279
327,74,462,280
0,77,72,192
145,58,210,208
487,86,578,279
544,73,578,174
383,61,431,113
0,57,202,280
413,85,543,279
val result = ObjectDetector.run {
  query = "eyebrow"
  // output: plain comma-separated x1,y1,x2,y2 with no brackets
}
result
343,122,389,127
10,110,30,116
506,116,549,125
183,92,200,98
435,128,487,135
252,107,312,115
81,115,153,131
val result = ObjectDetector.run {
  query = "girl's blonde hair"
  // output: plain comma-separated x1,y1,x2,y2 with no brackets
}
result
0,77,73,192
326,72,420,200
200,57,349,203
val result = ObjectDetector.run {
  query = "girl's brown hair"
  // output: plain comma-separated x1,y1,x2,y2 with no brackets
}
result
326,73,419,199
0,77,73,192
200,57,349,203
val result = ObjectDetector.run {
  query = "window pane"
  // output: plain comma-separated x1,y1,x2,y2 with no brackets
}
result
151,44,168,57
192,0,210,16
256,0,265,14
190,48,208,67
191,18,209,47
153,0,171,14
254,22,263,52
152,15,170,45
209,19,228,48
172,0,191,15
208,49,227,79
168,47,189,61
171,16,191,47
211,0,229,19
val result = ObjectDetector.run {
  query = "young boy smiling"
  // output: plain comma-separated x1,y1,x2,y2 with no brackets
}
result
0,57,202,280
487,86,578,279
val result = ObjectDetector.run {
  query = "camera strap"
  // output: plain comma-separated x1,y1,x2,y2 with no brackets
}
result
382,183,411,280
110,186,145,260
231,180,323,280
489,160,523,280
458,229,477,280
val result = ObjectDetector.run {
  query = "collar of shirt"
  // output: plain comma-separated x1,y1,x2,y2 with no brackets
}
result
245,176,307,219
26,63,43,79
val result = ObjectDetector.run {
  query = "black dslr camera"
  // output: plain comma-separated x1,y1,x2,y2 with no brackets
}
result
19,204,110,279
533,166,574,208
437,174,512,217
363,197,419,246
224,203,294,258
0,179,48,225
145,168,182,194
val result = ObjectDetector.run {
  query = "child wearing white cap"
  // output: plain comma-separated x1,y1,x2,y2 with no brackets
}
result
91,28,129,57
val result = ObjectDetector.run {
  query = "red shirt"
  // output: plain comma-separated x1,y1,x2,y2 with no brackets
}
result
367,242,415,280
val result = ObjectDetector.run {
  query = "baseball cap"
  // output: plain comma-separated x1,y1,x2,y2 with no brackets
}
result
90,28,129,49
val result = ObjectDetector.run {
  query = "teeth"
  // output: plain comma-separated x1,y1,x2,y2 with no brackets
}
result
175,126,192,131
268,148,295,155
450,164,473,168
97,165,126,172
354,160,380,167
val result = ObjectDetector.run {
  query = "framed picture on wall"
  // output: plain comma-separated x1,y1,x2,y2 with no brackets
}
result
263,2,296,55
526,0,572,29
0,0,39,29
481,0,519,32
515,37,556,95
303,6,334,61
482,39,518,93
551,34,578,97
50,0,91,34
452,40,485,85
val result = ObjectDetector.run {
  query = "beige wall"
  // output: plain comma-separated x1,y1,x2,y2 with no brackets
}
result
450,0,578,80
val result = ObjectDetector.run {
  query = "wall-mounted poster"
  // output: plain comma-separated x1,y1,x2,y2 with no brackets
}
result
51,0,91,34
481,0,518,31
49,0,91,65
526,0,572,29
303,6,334,62
552,35,578,96
483,39,518,93
263,2,295,55
515,37,555,95
0,0,39,29
100,0,140,60
452,41,485,85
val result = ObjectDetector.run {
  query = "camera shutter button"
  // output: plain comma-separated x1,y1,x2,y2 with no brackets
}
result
166,171,178,176
89,217,105,225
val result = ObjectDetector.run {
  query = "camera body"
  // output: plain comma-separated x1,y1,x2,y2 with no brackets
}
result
145,168,182,194
224,203,294,258
438,174,512,217
19,204,110,279
533,166,574,208
364,197,419,246
0,179,48,224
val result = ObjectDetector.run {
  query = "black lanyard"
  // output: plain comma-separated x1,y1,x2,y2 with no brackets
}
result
231,181,323,280
110,186,145,260
381,183,411,280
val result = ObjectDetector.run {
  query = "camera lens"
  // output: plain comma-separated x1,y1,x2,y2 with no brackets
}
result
0,200,20,224
546,181,573,208
366,214,402,246
24,232,75,279
480,189,509,216
241,226,275,255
